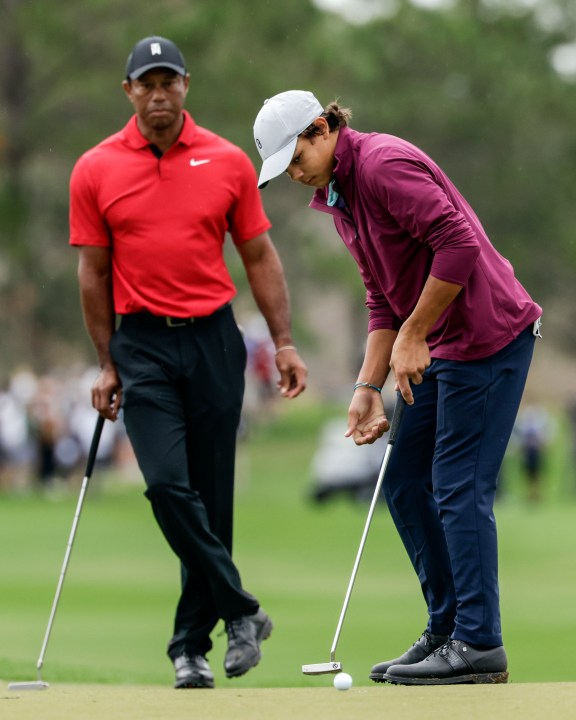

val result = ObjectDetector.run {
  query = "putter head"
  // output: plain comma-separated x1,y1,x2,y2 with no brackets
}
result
302,661,343,675
8,681,49,691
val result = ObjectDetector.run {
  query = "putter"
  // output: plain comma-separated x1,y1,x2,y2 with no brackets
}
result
302,391,406,675
8,414,106,691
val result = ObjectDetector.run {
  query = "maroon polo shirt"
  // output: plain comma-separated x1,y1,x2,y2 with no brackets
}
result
311,127,541,361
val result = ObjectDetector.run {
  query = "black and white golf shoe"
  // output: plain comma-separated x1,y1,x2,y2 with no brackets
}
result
224,607,273,678
173,653,215,689
383,639,509,685
370,631,450,682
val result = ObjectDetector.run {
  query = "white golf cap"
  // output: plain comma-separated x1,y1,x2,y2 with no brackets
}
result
253,90,323,188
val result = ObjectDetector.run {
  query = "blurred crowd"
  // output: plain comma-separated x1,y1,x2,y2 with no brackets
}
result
1,331,575,504
0,365,133,492
0,315,280,493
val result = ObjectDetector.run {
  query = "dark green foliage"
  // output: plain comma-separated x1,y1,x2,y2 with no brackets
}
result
1,0,575,376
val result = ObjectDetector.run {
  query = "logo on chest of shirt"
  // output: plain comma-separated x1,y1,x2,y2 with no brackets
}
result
189,158,211,167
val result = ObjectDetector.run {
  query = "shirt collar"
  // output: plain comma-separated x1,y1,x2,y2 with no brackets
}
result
122,110,197,150
332,126,354,181
312,127,355,208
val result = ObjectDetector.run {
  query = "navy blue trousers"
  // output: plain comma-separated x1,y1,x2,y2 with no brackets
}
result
110,306,259,659
383,326,536,646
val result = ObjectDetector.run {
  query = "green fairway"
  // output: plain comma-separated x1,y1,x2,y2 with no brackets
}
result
1,400,575,691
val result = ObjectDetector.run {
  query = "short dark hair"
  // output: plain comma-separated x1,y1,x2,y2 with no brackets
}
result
300,101,352,139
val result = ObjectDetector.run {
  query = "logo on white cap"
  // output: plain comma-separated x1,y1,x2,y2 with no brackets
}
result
253,90,323,188
151,42,162,56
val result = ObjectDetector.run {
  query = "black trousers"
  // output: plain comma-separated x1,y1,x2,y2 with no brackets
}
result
110,305,259,659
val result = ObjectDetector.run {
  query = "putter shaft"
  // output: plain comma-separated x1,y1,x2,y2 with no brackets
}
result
301,393,406,676
329,442,393,661
8,414,105,691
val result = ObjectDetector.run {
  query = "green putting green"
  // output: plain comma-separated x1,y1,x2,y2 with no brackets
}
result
2,683,575,720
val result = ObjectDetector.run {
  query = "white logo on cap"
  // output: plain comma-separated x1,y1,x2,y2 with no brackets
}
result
151,42,162,56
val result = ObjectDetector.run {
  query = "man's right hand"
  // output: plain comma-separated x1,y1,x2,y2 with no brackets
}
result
92,363,122,421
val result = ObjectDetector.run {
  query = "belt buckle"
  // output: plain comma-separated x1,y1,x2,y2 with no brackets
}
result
166,317,189,327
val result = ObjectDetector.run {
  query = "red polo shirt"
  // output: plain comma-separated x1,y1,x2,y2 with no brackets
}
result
69,111,271,317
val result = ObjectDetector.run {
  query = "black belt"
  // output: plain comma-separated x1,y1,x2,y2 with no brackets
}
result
118,303,231,329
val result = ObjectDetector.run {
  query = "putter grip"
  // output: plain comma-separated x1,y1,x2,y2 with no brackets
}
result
86,414,105,478
388,392,406,445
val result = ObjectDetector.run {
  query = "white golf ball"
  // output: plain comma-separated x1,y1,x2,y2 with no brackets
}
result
333,672,353,691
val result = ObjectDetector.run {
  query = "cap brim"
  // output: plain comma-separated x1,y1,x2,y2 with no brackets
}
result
128,62,186,80
257,137,298,189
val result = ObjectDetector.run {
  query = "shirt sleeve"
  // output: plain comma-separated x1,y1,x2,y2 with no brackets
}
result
227,150,272,244
366,288,403,333
365,153,480,287
69,155,111,247
353,242,402,333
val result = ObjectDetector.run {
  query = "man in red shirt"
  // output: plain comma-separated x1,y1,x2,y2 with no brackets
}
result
253,91,541,685
70,38,307,689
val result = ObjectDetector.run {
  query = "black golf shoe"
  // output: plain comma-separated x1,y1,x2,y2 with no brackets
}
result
173,653,215,689
369,631,450,682
383,639,509,685
224,607,273,678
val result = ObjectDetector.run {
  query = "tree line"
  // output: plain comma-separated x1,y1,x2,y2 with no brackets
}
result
0,0,575,378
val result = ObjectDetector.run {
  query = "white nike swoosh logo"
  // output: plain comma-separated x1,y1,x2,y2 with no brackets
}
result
189,159,211,167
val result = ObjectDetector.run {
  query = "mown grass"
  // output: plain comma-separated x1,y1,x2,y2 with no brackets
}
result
1,399,575,688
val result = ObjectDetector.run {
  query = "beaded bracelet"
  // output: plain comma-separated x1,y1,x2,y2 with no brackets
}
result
353,381,382,393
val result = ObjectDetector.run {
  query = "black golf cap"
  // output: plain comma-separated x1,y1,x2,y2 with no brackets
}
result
126,36,186,80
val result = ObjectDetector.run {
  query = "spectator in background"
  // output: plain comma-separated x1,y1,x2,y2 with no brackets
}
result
513,405,554,503
28,375,63,488
0,370,35,490
241,314,278,432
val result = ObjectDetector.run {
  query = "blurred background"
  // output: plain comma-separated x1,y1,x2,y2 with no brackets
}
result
0,0,575,490
1,0,575,688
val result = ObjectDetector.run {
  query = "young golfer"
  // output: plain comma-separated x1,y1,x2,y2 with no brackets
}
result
253,90,542,685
